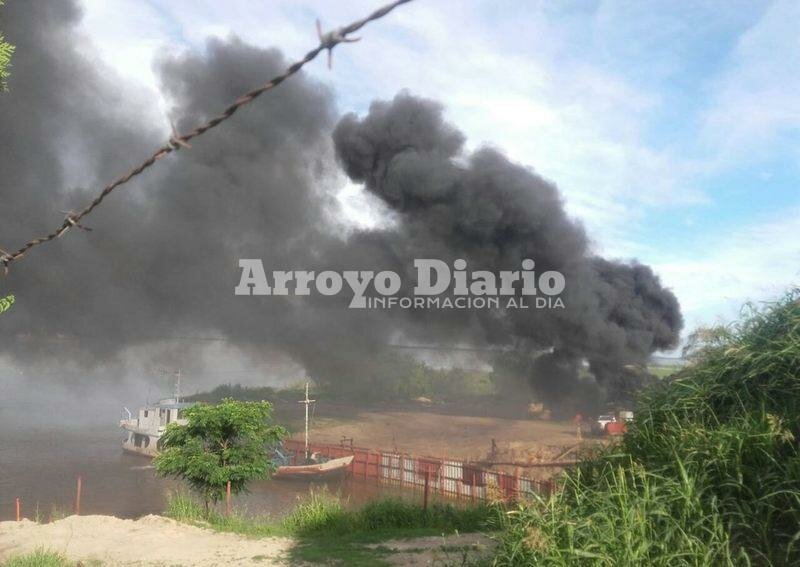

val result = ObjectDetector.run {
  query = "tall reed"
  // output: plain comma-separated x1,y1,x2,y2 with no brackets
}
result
494,291,800,565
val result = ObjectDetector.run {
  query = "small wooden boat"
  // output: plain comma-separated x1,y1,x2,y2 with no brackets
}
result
272,382,354,481
274,455,354,480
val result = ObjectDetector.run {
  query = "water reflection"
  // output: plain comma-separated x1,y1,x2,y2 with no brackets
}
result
0,426,413,521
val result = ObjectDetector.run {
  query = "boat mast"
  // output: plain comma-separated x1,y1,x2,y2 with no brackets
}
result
174,369,182,404
300,381,315,461
155,368,182,403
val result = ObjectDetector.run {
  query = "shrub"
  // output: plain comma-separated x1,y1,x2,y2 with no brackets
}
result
154,399,287,512
494,291,800,565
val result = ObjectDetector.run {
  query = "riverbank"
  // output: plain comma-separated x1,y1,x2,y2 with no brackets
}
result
165,491,495,565
0,516,493,566
0,493,496,566
0,515,292,566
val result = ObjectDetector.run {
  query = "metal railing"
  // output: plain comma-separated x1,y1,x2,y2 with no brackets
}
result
283,439,558,502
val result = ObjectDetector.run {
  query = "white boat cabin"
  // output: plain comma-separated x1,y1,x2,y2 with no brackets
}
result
120,398,192,457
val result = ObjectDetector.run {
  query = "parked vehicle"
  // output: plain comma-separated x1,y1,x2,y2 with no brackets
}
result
619,410,634,422
592,414,616,434
592,411,633,436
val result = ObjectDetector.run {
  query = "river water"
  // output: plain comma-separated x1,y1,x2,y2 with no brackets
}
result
0,409,406,522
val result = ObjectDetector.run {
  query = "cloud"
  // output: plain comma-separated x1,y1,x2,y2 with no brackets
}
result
699,0,800,162
68,0,800,342
76,1,704,240
654,206,800,331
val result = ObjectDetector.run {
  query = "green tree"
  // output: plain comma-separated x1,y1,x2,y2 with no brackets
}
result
154,398,288,513
0,0,14,91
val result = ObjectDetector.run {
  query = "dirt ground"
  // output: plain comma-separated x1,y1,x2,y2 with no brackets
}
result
0,515,293,566
367,533,494,566
0,515,494,566
302,405,583,462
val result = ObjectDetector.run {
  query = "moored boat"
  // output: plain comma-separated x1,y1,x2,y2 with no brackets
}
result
120,370,190,457
274,455,354,480
119,398,191,457
272,382,355,480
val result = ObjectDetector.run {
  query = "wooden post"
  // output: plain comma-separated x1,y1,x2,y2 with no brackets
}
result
440,454,445,497
75,476,82,516
397,453,402,485
15,497,20,521
471,474,477,504
226,481,231,516
423,470,430,510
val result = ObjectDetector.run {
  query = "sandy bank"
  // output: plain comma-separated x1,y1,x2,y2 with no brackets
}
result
0,514,293,566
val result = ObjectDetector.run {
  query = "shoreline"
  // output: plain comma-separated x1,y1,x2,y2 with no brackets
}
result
0,510,494,566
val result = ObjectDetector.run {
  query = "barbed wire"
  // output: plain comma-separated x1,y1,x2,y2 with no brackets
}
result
0,0,413,274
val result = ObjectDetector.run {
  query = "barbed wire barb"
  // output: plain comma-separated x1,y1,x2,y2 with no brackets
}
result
0,247,11,275
316,19,362,69
0,0,413,275
59,211,93,233
168,120,191,150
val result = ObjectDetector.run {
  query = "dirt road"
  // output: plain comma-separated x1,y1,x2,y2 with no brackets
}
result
0,515,293,566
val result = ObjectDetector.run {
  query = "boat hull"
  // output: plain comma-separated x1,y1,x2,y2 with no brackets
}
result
121,431,160,457
122,445,157,458
273,455,354,480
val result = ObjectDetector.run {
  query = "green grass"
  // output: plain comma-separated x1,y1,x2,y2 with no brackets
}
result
2,549,74,567
165,491,280,538
493,291,800,565
165,488,494,565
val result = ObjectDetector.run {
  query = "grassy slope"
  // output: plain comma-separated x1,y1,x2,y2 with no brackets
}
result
494,292,800,565
166,490,494,566
1,550,79,567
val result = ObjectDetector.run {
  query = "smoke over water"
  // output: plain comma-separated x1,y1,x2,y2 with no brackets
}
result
0,0,682,407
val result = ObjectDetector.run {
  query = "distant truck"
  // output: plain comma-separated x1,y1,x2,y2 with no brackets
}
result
592,410,634,436
592,414,616,435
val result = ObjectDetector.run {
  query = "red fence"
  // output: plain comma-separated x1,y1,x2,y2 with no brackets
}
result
283,439,556,502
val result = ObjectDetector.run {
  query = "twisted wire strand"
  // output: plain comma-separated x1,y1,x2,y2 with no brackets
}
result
0,0,413,273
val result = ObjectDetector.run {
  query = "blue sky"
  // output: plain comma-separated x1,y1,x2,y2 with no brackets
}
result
77,0,800,340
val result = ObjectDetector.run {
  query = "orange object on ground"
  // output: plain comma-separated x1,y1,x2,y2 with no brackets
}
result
605,421,626,436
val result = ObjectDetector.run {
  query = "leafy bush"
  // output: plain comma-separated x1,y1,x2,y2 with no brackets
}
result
494,291,800,565
0,1,14,92
155,399,288,511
